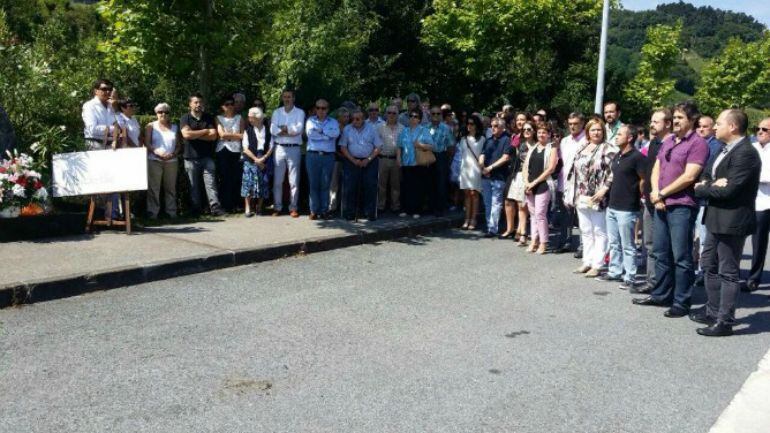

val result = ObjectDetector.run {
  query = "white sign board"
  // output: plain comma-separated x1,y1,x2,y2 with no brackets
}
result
52,147,148,197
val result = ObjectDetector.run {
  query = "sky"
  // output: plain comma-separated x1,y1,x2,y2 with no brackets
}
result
621,0,770,27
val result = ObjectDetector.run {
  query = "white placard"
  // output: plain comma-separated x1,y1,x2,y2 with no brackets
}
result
52,147,149,197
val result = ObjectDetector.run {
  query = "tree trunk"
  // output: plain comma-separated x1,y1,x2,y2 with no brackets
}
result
199,0,213,102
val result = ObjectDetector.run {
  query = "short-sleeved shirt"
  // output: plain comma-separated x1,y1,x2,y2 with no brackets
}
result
656,130,709,207
340,123,382,159
180,112,216,159
427,122,455,153
608,148,646,212
481,133,514,181
397,125,434,167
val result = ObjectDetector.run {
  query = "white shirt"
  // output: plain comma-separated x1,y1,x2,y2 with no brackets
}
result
270,106,305,145
148,122,178,162
82,96,116,140
558,132,585,191
242,125,267,152
117,113,141,146
216,114,243,153
753,140,770,211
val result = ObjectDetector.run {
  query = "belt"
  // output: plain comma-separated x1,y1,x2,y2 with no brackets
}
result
380,155,396,159
307,150,334,155
277,143,300,147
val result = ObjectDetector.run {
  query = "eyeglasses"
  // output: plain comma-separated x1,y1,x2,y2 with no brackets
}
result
757,127,770,133
431,112,441,116
368,108,379,112
156,111,169,115
491,124,503,128
97,86,113,92
409,114,420,119
386,111,398,115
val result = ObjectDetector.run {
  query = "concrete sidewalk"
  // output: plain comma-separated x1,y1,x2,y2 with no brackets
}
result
0,212,462,308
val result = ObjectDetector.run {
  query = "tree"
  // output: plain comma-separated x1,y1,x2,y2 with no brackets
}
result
623,22,682,119
421,0,604,111
696,33,770,115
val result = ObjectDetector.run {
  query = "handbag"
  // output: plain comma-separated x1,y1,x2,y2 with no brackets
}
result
415,148,436,166
576,194,600,211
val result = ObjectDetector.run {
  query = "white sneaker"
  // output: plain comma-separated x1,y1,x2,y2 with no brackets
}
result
413,214,420,219
399,212,407,217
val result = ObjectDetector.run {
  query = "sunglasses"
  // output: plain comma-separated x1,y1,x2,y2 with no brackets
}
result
757,127,770,133
98,87,113,92
431,112,441,116
386,111,398,115
368,108,379,112
156,111,169,114
522,128,534,132
409,114,420,119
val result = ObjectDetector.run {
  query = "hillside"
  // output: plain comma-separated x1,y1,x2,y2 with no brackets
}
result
607,1,766,96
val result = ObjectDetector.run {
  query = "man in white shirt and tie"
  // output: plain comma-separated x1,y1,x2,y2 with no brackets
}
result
270,89,305,217
747,117,770,292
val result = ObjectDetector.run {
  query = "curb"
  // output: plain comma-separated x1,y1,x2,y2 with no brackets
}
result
0,215,463,309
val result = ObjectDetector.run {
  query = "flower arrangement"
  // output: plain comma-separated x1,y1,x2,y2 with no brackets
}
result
0,151,48,216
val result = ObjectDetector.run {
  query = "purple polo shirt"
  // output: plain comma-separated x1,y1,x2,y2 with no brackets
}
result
656,130,708,207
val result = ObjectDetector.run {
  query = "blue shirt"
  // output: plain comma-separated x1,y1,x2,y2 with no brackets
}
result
305,116,340,153
427,122,454,153
397,125,434,167
340,123,382,158
705,135,724,168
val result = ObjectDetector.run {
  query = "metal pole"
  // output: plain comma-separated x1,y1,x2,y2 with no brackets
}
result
594,0,610,115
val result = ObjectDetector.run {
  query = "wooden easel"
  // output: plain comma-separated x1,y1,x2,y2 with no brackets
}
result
86,192,132,234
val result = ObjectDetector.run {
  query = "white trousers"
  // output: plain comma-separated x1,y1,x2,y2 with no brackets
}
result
577,207,607,268
273,145,301,211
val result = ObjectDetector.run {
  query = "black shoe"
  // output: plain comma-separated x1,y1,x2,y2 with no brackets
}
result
663,306,688,318
618,280,636,291
632,296,668,307
573,250,583,259
595,274,622,282
694,274,704,287
210,207,225,217
483,232,496,238
629,285,651,294
742,280,759,293
696,322,734,337
689,310,717,325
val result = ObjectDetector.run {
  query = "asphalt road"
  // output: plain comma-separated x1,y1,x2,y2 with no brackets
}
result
2,230,770,433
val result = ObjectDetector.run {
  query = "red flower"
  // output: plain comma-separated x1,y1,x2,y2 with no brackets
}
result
0,167,5,173
34,180,44,190
16,176,27,187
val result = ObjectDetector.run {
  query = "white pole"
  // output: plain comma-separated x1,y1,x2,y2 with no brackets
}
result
594,0,610,115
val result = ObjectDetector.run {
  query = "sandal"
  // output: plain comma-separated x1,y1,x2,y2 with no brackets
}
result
461,220,470,230
536,244,548,255
526,242,538,253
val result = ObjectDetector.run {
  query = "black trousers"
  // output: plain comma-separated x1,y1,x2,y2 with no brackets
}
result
215,149,242,211
702,231,747,324
430,152,449,215
402,166,429,215
749,209,770,284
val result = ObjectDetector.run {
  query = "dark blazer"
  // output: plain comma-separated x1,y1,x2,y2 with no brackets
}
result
695,136,761,236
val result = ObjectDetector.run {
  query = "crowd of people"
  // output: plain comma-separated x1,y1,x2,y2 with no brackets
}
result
81,78,770,337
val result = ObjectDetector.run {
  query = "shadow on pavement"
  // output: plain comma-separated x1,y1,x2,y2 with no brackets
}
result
736,310,770,336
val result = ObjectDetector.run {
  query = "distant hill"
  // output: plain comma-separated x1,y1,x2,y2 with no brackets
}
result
608,1,766,96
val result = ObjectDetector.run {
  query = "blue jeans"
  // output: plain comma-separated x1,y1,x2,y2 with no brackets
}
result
342,158,379,219
650,205,697,309
482,178,505,234
606,208,639,282
306,152,335,215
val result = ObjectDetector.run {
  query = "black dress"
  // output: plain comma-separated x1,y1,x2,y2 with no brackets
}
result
527,146,549,195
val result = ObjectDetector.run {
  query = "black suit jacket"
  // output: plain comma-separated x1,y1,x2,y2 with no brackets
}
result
694,137,760,236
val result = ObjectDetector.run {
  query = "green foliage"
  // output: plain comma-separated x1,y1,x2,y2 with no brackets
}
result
422,0,605,112
0,6,98,164
696,33,770,116
623,22,683,118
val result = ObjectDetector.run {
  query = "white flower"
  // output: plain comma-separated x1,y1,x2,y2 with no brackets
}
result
12,184,25,198
34,187,48,200
59,125,66,131
26,170,41,179
70,90,78,97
